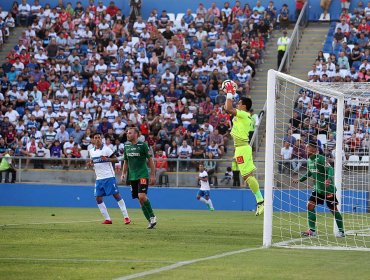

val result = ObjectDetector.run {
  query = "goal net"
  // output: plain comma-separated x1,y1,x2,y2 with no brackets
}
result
263,70,370,251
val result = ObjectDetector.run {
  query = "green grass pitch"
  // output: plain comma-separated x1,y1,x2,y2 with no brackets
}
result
0,206,368,280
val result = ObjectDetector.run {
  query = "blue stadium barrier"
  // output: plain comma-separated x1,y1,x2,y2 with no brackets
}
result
0,184,367,213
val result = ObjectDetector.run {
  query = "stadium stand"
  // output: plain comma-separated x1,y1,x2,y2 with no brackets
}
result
0,0,289,178
280,2,370,172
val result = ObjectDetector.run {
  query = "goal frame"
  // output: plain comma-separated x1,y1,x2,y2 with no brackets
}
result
263,70,345,248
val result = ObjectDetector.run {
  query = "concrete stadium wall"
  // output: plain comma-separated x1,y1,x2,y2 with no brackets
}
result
1,0,363,22
16,169,266,187
0,184,367,213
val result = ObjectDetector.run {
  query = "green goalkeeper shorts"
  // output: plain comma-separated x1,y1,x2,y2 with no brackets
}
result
234,145,256,177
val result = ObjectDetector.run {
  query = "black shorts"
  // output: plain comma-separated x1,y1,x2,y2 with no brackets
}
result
129,178,149,199
309,191,338,209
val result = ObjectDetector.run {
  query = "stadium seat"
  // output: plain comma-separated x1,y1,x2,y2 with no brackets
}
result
348,44,355,52
360,156,369,167
352,61,361,70
346,155,361,167
159,174,169,187
192,13,196,19
317,134,327,146
81,150,89,159
292,133,301,141
167,13,176,22
0,11,8,19
209,175,218,186
66,127,74,135
323,53,330,61
349,125,355,132
340,69,348,77
319,13,330,21
176,13,185,22
131,37,140,46
208,90,218,103
44,149,51,159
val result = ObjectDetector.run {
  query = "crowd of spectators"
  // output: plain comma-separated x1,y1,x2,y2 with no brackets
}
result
279,2,370,174
310,2,370,83
0,0,289,173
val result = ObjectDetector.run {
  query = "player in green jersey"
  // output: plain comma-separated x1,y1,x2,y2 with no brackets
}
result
223,80,264,216
121,127,157,229
293,141,345,237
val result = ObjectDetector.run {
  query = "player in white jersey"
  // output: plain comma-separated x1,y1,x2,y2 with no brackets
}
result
88,132,131,225
196,163,215,211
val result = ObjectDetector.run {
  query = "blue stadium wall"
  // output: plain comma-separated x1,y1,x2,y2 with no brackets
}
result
0,0,364,22
0,184,368,213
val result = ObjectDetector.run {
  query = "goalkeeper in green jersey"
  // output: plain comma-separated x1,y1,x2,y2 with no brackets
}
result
223,79,264,216
293,140,345,237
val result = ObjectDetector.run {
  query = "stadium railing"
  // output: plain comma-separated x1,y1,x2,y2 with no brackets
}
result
250,1,309,151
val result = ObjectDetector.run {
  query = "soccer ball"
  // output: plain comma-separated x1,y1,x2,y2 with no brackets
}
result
221,79,237,94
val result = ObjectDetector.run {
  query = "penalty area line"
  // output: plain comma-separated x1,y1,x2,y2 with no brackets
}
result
0,257,176,264
0,219,102,227
114,247,264,280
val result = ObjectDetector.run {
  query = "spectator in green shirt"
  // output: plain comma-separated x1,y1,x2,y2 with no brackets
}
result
0,149,16,183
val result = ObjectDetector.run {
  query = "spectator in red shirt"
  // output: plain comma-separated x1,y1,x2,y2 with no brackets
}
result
140,119,150,138
155,149,168,185
106,1,119,17
59,8,69,23
37,76,50,93
295,0,305,19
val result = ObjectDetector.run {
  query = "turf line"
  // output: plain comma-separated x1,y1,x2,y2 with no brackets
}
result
0,257,176,264
0,219,102,227
114,246,264,280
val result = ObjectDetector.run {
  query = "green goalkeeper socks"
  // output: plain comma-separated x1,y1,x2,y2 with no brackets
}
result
246,176,264,203
308,209,317,231
143,200,155,218
334,211,344,232
141,205,150,221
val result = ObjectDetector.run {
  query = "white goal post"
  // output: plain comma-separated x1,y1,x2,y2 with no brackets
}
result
263,70,370,251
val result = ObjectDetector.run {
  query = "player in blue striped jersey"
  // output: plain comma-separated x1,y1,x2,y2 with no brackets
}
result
88,132,131,225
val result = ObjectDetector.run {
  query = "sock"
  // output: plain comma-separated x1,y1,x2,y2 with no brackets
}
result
308,209,316,231
98,202,111,221
334,211,344,232
199,197,208,204
207,199,214,209
143,199,155,218
141,204,150,221
117,199,129,218
246,176,264,203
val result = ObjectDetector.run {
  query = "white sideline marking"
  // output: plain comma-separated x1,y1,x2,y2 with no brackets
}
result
114,247,263,280
0,219,101,227
0,257,175,264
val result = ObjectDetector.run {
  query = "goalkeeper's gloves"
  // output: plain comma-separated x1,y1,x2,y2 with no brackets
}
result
224,81,236,94
226,92,238,100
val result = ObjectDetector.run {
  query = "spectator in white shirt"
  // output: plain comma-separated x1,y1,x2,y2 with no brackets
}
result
104,106,118,123
31,104,44,123
95,59,108,75
278,141,293,174
177,140,192,170
106,40,118,57
133,16,146,35
18,0,31,26
5,106,20,124
164,41,177,59
181,107,193,128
